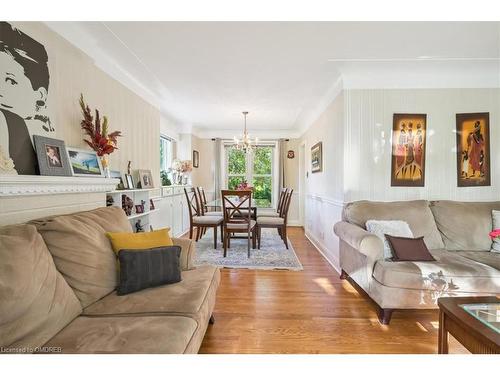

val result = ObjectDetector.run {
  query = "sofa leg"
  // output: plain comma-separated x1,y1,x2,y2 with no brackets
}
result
209,314,215,325
340,269,348,280
378,308,394,325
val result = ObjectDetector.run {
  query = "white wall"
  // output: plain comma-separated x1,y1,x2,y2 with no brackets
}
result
299,93,345,271
344,88,500,202
10,22,162,186
298,87,500,271
160,115,180,141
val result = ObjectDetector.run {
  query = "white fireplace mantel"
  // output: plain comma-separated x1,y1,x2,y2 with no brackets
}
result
0,175,119,197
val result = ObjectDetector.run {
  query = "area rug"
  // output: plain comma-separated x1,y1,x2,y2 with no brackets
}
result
193,228,303,271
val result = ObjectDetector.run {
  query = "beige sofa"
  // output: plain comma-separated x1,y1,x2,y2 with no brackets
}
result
0,206,220,353
334,200,500,324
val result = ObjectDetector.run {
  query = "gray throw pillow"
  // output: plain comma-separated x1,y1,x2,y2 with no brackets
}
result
492,210,500,253
366,220,414,259
117,246,182,295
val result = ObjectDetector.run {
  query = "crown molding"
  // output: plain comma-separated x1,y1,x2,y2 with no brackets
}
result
295,77,344,138
0,175,119,197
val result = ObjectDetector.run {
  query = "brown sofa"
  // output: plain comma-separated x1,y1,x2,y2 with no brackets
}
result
0,206,220,353
334,200,500,324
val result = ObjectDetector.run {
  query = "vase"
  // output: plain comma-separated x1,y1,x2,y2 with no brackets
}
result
100,155,111,178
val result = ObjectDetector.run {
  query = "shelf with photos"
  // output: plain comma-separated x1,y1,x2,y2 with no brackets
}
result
106,188,157,233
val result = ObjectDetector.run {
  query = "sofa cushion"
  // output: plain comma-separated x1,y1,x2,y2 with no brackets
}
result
366,220,413,259
31,207,132,308
343,200,444,250
117,246,182,295
430,201,500,251
84,265,220,325
386,235,435,262
43,315,198,354
372,249,500,294
0,224,82,349
106,228,174,254
456,251,500,271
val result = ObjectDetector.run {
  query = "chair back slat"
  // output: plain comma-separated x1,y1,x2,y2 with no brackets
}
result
196,186,208,215
277,187,288,215
184,187,201,220
280,188,294,221
221,190,252,226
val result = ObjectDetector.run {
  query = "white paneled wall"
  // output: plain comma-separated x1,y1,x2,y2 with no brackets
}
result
304,194,343,272
299,87,500,272
300,93,345,270
344,88,500,202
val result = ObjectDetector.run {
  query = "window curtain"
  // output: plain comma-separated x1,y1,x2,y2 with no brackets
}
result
213,138,223,201
278,138,286,196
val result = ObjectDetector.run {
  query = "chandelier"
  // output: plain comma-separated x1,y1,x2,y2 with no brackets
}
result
233,111,258,153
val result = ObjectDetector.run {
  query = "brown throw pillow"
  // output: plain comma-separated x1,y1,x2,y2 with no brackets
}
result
385,234,436,262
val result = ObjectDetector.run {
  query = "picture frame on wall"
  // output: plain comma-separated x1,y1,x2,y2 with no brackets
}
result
311,142,322,173
193,150,199,168
456,112,491,187
390,113,427,187
33,135,72,177
138,169,154,188
66,147,104,177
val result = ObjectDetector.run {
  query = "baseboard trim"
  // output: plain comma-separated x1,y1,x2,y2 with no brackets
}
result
304,230,341,275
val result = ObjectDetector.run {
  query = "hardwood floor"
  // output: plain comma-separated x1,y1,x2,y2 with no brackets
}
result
198,227,468,354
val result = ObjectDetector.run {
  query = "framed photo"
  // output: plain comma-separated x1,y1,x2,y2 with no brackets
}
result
33,136,72,176
391,114,427,187
150,199,155,210
66,147,104,177
125,174,135,189
193,150,199,168
135,204,144,214
110,170,125,189
311,142,322,173
456,112,491,187
138,169,154,188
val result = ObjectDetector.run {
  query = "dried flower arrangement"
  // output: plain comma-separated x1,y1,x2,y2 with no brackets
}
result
79,94,122,157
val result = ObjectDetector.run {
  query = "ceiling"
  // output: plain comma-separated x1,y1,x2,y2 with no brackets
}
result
46,22,500,137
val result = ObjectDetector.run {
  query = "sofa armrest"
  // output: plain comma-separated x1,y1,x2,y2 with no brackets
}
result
334,221,384,261
172,237,196,271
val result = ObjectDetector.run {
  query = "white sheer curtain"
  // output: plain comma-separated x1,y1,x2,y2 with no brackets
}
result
213,138,223,201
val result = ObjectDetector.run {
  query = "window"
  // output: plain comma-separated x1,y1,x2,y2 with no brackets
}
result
225,144,275,208
160,136,173,172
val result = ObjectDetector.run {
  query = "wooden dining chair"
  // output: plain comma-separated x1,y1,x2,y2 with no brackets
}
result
184,187,223,249
197,187,222,217
221,190,257,258
196,186,223,238
257,187,288,218
257,188,293,249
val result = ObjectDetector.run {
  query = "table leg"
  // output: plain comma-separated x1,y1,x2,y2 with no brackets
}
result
438,310,449,354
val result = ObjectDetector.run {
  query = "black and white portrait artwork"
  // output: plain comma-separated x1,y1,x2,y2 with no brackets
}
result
0,21,54,175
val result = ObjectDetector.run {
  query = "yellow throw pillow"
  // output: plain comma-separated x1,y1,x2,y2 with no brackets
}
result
106,228,174,254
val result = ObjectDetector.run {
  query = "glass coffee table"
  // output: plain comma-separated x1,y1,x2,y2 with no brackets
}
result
438,296,500,354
